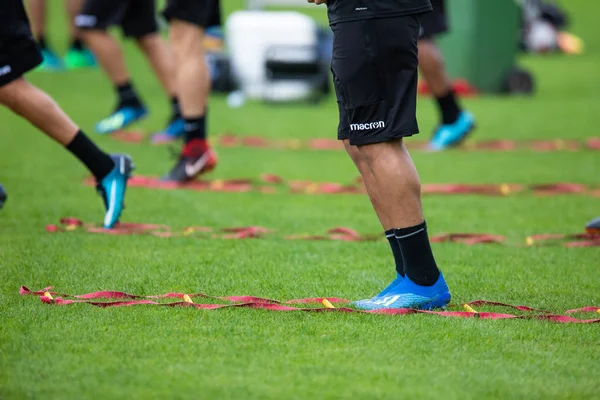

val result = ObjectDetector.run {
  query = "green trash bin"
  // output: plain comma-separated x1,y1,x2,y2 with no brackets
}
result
437,0,532,94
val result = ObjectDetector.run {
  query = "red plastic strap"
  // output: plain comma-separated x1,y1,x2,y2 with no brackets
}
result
108,131,600,153
44,217,508,246
431,233,506,245
526,232,600,247
46,217,600,247
214,136,600,153
20,286,600,323
82,175,600,198
111,130,145,143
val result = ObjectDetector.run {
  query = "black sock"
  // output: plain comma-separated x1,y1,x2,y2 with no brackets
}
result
395,221,440,286
37,35,48,50
436,90,462,125
70,38,84,51
171,97,181,120
115,81,143,109
184,114,207,143
385,229,405,277
66,131,115,180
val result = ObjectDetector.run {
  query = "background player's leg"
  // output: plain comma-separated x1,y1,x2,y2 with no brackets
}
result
66,0,84,46
27,0,63,70
135,32,184,141
82,30,130,87
79,28,147,133
28,0,46,44
417,0,475,150
418,39,455,102
0,78,132,228
64,0,97,69
135,34,177,100
169,21,209,118
419,38,475,150
161,19,216,182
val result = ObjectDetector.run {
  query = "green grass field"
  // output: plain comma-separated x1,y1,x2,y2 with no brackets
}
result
1,1,599,399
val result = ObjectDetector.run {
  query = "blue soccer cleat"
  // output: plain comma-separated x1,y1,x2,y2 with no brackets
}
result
150,117,185,144
96,154,135,229
95,106,148,134
352,273,404,309
38,49,64,71
64,47,97,70
429,111,476,151
352,273,451,311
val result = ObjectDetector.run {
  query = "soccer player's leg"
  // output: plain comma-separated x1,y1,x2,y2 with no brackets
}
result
63,0,97,69
0,21,133,228
160,0,218,182
335,81,405,306
419,0,475,150
332,17,450,310
27,0,63,70
121,0,184,143
76,0,148,134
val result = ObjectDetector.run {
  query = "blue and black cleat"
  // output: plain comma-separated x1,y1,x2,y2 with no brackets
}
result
150,117,185,144
96,154,135,229
95,106,148,134
430,111,476,151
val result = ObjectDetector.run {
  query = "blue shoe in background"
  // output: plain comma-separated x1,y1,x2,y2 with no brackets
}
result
38,49,64,71
353,273,451,310
64,47,97,70
351,273,404,309
95,106,148,134
150,117,185,144
96,154,135,229
430,111,476,151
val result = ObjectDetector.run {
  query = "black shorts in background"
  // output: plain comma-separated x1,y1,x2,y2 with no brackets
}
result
162,0,221,28
0,0,43,87
76,0,158,38
332,16,421,146
419,0,448,39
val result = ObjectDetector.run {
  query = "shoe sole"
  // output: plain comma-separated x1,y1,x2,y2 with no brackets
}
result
415,292,451,310
353,291,451,311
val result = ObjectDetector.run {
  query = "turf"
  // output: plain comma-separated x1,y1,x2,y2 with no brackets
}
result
1,1,599,399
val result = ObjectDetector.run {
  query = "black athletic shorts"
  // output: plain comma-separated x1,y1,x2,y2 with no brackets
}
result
419,0,448,39
162,0,222,28
76,0,158,38
332,16,421,146
0,0,43,87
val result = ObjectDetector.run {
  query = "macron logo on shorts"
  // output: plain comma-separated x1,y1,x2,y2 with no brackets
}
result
0,65,12,77
75,15,98,28
350,121,385,131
